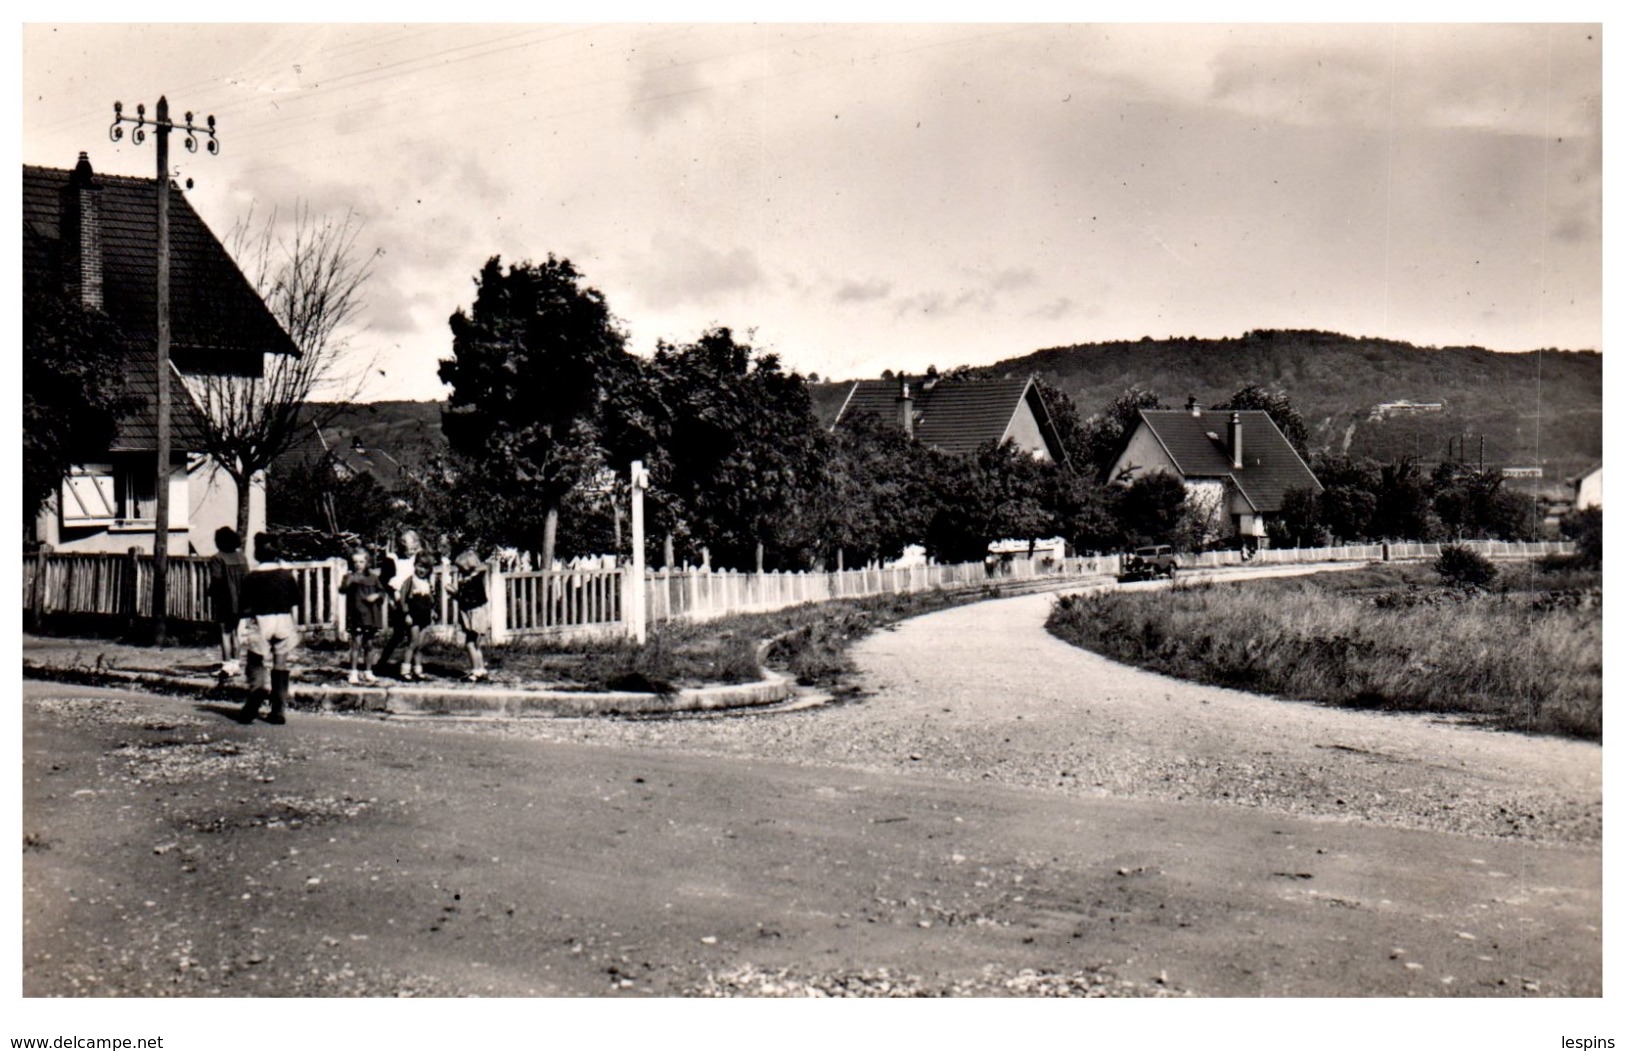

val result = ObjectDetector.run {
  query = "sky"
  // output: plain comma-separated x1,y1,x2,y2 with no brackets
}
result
20,21,1604,404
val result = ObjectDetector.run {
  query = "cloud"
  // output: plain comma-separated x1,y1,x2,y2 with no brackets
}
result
833,277,892,303
626,231,764,309
1030,297,1075,320
627,56,712,135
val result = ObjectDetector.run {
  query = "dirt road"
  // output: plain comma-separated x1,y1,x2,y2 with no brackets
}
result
24,576,1601,999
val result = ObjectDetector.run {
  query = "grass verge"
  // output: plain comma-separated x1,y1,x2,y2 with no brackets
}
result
401,585,1008,693
1047,563,1601,740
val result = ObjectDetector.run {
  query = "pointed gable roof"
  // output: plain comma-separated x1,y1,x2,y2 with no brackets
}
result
1133,409,1320,513
832,374,1066,463
23,159,298,366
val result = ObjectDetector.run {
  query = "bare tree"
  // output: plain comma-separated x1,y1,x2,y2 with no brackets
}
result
184,203,379,539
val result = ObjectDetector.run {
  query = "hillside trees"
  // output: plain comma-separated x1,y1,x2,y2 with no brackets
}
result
439,255,632,569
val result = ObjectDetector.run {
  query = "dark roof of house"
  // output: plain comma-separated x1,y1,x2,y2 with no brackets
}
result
25,156,298,453
832,375,1065,462
23,158,297,364
109,361,208,452
1131,409,1321,513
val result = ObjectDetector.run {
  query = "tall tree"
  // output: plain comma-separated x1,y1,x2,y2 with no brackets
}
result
641,328,826,570
184,203,378,537
23,277,143,530
439,255,630,569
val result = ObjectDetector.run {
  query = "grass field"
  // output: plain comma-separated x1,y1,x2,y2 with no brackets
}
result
1047,562,1602,740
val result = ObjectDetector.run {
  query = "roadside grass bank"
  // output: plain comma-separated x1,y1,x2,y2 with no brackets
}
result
400,584,1005,694
1047,563,1601,740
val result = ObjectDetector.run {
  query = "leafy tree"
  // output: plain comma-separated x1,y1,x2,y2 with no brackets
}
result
1030,376,1090,469
1112,470,1188,548
1043,465,1121,553
1311,455,1381,541
1370,458,1437,540
1268,486,1327,548
23,278,142,530
1431,461,1538,541
822,411,940,567
1081,385,1163,480
1213,384,1313,458
1561,507,1601,568
186,203,378,538
439,255,631,569
642,328,827,570
923,442,1054,564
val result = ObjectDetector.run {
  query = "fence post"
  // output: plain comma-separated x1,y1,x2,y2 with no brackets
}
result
27,545,50,627
123,546,142,630
487,559,508,645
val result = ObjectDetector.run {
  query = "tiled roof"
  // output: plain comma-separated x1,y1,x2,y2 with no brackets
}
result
833,375,1061,459
23,159,297,366
27,157,299,455
1134,409,1321,512
108,360,209,452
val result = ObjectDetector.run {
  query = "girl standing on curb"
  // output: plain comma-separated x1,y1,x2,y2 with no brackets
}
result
397,553,436,681
450,549,490,683
340,547,387,685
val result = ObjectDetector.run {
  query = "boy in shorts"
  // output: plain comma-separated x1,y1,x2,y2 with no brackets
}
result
236,533,301,725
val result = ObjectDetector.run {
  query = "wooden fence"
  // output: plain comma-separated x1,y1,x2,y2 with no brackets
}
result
1180,538,1575,569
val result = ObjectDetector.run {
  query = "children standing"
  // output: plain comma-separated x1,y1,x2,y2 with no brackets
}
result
340,547,387,685
450,549,490,682
397,552,436,681
209,526,248,682
374,528,424,677
236,533,301,725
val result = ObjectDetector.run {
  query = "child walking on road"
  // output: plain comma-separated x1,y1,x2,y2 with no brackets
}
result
341,547,386,685
450,549,490,683
236,533,301,725
209,526,248,682
397,553,436,681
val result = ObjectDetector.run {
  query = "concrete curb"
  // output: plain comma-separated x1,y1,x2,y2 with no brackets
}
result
22,659,796,719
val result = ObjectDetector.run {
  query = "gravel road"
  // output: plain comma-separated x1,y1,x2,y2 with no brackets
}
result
476,573,1601,849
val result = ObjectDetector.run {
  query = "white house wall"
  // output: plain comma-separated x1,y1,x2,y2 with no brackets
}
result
1108,427,1178,482
1001,397,1053,461
37,459,262,556
1576,468,1602,510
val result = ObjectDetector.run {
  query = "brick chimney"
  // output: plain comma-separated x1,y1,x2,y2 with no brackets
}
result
1227,412,1243,469
897,375,914,439
64,153,105,311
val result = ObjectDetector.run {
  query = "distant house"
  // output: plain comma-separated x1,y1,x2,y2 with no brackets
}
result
1107,405,1322,543
1574,463,1602,511
25,153,298,555
830,374,1068,464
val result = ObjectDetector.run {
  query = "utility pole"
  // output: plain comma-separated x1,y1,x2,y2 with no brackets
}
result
110,98,218,644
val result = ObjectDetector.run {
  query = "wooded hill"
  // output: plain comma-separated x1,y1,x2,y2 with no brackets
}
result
813,329,1600,489
312,330,1599,496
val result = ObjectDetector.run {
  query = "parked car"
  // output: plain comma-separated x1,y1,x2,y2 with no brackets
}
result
1119,544,1179,582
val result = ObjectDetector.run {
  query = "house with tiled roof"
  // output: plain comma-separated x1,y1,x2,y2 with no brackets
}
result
830,374,1067,465
25,153,298,555
1107,405,1321,544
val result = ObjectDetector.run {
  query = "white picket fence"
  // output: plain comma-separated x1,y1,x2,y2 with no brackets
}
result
23,539,1577,643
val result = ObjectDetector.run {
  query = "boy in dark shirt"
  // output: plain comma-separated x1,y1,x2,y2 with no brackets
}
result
209,526,248,682
236,533,302,725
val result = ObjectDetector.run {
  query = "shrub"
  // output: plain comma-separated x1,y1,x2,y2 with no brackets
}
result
1435,544,1498,588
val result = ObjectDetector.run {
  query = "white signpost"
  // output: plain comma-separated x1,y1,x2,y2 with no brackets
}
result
627,460,649,644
